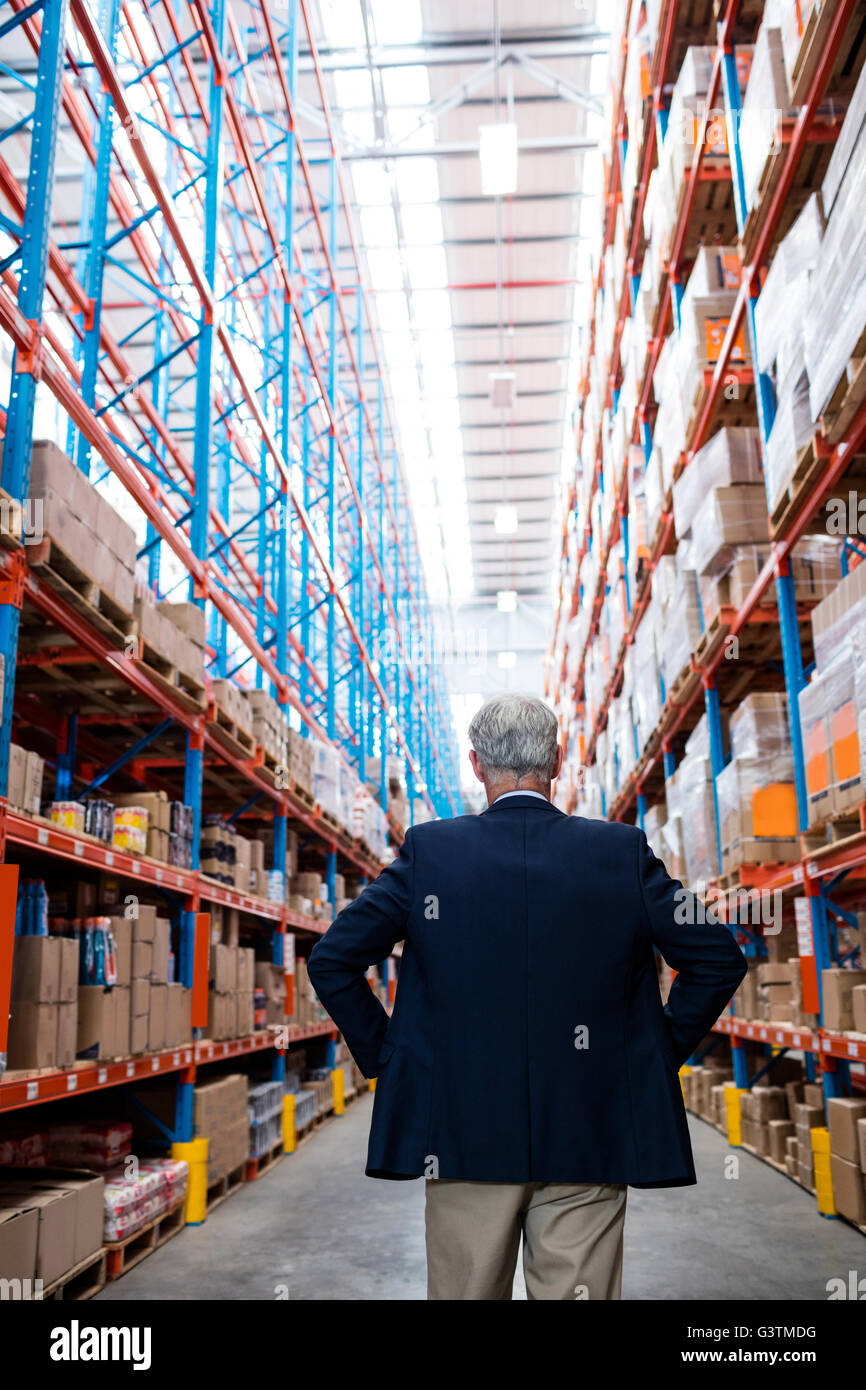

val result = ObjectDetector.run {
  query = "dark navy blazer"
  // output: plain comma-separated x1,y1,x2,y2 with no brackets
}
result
308,795,747,1186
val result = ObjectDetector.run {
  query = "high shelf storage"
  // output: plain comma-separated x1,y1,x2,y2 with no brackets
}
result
0,0,452,1163
549,0,866,1226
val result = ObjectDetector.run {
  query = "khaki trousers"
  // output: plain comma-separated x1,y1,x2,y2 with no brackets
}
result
425,1178,627,1301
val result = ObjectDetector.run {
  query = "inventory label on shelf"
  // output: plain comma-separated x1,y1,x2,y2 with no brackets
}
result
26,1081,38,1100
126,1062,135,1077
823,1039,832,1052
98,1068,107,1085
66,1074,77,1091
105,852,114,866
156,868,163,882
74,841,84,857
37,828,48,845
151,1057,159,1071
849,1042,859,1058
794,898,813,956
172,1053,180,1066
184,1050,192,1064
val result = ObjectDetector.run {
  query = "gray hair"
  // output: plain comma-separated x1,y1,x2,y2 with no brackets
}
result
468,693,559,780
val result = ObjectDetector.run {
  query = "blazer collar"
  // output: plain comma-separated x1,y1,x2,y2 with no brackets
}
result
482,793,560,815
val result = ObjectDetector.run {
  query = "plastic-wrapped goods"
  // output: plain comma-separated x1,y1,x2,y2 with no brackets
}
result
740,25,790,212
798,645,863,827
660,568,702,692
753,194,824,380
810,551,866,672
606,540,627,657
103,1158,188,1242
112,805,148,855
673,427,764,539
804,76,866,423
47,1120,133,1171
675,749,719,886
693,484,769,575
652,374,687,492
718,693,800,872
764,367,814,512
642,801,667,864
631,602,661,753
643,448,666,539
699,535,841,626
820,45,866,221
626,446,650,598
677,261,751,424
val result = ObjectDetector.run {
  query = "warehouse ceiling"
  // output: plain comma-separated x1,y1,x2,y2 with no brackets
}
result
309,0,608,704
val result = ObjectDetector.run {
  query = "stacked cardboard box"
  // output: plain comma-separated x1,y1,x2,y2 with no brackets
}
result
237,947,254,1037
288,728,314,796
207,944,254,1039
233,834,252,894
795,1097,825,1190
133,589,205,692
294,957,327,1027
821,967,866,1032
28,441,137,617
739,1085,787,1155
247,688,288,767
211,678,253,739
6,744,45,816
717,694,800,873
7,937,78,1070
0,1167,104,1290
249,838,266,897
827,1097,866,1225
193,1074,249,1186
255,961,288,1026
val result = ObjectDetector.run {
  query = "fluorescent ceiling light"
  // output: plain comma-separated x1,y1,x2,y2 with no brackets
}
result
489,370,516,409
479,122,518,197
497,589,518,613
497,650,517,669
494,505,519,535
320,0,366,47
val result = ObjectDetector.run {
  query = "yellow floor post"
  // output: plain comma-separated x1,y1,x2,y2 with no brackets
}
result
369,1077,376,1093
172,1137,208,1225
811,1127,836,1216
282,1093,296,1154
723,1084,747,1147
333,1066,345,1115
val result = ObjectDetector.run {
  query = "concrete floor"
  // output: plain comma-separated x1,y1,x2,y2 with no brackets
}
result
97,1095,865,1301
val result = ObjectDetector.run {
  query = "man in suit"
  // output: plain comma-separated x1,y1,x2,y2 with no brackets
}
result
308,693,746,1301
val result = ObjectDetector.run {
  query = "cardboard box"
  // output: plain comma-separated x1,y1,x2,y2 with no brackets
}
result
0,1185,76,1286
131,903,157,942
7,1001,57,1069
151,918,171,984
7,743,28,812
827,1097,866,1163
0,1169,103,1269
852,984,866,1034
822,969,866,1032
165,983,190,1047
804,1083,825,1109
132,939,152,981
858,1117,866,1174
750,1086,787,1123
23,750,44,815
129,1012,148,1055
131,977,150,1018
113,987,130,1058
210,943,237,993
148,983,167,1052
830,1153,866,1225
236,991,253,1037
57,939,78,1004
237,948,255,992
76,987,115,1061
11,937,61,1003
768,1119,795,1163
55,1001,77,1069
0,1201,38,1286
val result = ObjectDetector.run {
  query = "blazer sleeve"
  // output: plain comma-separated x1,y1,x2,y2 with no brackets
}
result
637,830,747,1066
307,829,414,1078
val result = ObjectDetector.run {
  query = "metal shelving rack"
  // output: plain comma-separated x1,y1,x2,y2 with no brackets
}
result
548,0,866,1104
0,0,458,1136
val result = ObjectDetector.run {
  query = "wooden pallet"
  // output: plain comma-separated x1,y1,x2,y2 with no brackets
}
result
105,1198,185,1282
820,326,866,446
205,1161,246,1213
0,485,24,549
27,535,136,647
717,855,798,892
789,0,866,105
740,117,836,265
769,433,827,536
207,703,256,760
291,781,315,809
137,639,207,709
244,1138,284,1182
693,611,731,668
42,1247,107,1301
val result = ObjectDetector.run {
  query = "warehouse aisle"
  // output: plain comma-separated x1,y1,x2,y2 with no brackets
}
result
97,1100,865,1301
